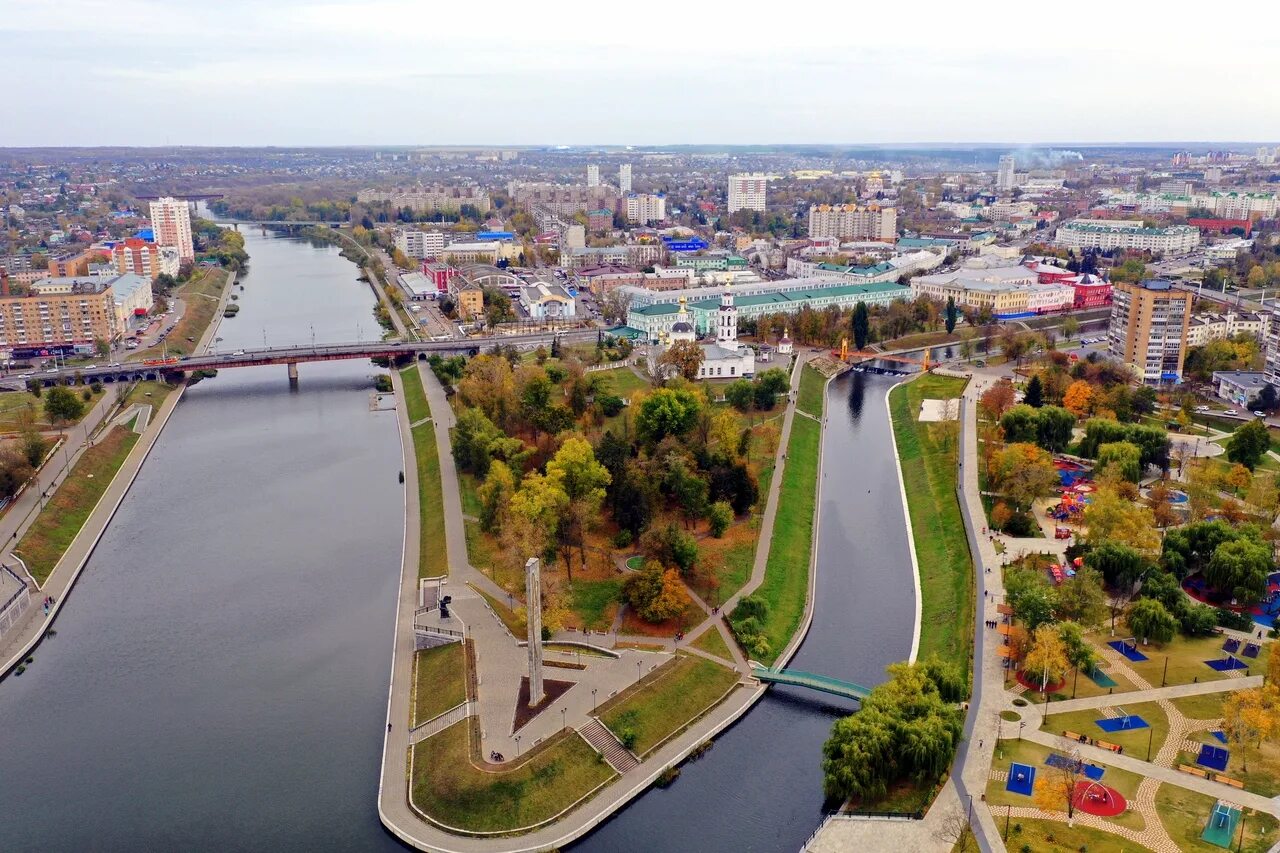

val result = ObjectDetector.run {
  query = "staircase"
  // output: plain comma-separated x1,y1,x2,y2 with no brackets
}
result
578,717,640,773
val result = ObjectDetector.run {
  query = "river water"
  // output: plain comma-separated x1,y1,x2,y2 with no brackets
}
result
0,226,919,853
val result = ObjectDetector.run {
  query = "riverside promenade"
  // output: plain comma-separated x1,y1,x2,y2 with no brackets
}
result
378,352,831,852
0,270,235,676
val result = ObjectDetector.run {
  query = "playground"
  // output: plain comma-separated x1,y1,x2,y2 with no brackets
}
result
1182,570,1280,631
1072,780,1127,817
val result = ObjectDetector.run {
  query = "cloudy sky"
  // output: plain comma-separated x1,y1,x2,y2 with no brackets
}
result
3,0,1279,147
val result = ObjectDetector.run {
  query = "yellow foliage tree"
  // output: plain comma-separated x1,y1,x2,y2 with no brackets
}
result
1083,486,1160,553
1222,685,1280,772
1023,623,1070,690
1225,463,1253,496
1062,380,1094,416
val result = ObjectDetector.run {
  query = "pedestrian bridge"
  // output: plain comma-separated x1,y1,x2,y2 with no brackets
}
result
751,666,872,701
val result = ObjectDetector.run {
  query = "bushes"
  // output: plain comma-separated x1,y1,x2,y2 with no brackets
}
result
728,595,771,659
708,501,733,538
374,374,393,393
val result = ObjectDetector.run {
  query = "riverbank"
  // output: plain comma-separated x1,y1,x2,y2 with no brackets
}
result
134,267,232,359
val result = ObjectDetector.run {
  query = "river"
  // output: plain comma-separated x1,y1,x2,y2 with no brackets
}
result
0,228,408,852
0,226,920,853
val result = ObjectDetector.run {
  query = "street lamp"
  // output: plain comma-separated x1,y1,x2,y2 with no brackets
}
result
561,708,567,732
592,688,598,711
515,735,521,757
636,661,642,684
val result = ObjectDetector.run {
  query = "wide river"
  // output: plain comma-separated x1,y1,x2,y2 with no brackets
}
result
0,228,918,852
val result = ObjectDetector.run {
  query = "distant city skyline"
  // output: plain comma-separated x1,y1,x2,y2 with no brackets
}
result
3,0,1279,147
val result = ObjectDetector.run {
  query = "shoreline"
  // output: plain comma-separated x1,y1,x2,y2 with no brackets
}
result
377,353,833,851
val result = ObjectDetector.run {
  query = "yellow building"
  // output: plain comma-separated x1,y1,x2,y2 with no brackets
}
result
454,282,485,321
0,279,120,351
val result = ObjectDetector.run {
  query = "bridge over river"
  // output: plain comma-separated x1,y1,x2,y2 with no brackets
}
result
2,328,604,390
751,666,872,702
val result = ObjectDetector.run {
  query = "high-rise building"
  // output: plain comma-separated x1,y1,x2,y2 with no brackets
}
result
111,238,178,279
996,155,1016,191
727,173,768,214
625,193,666,224
619,163,632,193
807,204,897,241
148,197,194,262
393,229,445,260
0,277,122,351
587,164,600,187
1107,279,1193,383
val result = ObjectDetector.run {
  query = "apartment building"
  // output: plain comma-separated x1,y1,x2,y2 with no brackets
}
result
807,204,897,241
1056,220,1200,254
619,163,632,193
148,197,195,262
112,238,178,279
355,186,491,214
393,229,445,260
625,193,666,224
727,173,768,214
0,278,121,352
47,251,92,278
1107,279,1193,383
1185,311,1266,347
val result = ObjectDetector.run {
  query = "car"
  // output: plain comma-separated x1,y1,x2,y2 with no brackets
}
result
1225,410,1239,416
1195,405,1209,411
232,350,246,356
1254,411,1266,418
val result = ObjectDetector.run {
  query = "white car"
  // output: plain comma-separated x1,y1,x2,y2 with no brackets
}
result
1225,410,1240,416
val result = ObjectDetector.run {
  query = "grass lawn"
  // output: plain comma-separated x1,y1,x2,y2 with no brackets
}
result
752,411,820,665
0,388,105,432
692,520,757,607
796,364,826,418
569,577,623,632
134,268,229,359
458,472,481,518
15,426,138,583
1177,732,1280,797
412,643,466,728
599,654,740,757
598,367,649,399
401,364,431,424
410,720,614,833
888,373,972,671
691,625,734,661
1119,635,1271,690
1170,691,1228,722
1041,702,1170,763
985,738,1146,832
464,520,520,591
995,819,1137,853
122,380,178,408
1014,657,1137,704
402,367,447,578
1156,782,1279,853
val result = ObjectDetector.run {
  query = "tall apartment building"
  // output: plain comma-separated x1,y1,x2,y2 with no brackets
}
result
727,173,767,214
625,193,666,224
1158,179,1194,196
112,238,179,279
619,163,632,193
148,197,195,262
354,186,491,215
807,204,897,241
1056,220,1200,254
506,182,620,216
1107,279,1193,383
0,278,121,352
393,229,445,260
587,164,600,187
996,155,1016,191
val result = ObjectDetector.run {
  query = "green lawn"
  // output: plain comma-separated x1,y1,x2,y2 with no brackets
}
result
1119,634,1271,689
1170,691,1228,722
458,472,481,518
888,373,972,671
133,268,229,359
1156,782,1279,853
598,367,649,399
752,411,821,664
599,654,740,757
410,721,614,833
0,388,105,432
570,577,623,631
412,643,466,728
691,626,734,661
15,426,139,583
796,364,826,418
402,367,447,577
1041,702,1170,763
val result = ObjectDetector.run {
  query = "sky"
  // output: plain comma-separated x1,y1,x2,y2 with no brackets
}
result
3,0,1279,147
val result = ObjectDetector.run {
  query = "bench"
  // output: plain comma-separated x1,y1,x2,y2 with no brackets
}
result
1095,740,1123,754
1062,730,1091,745
1179,764,1210,779
1213,773,1245,789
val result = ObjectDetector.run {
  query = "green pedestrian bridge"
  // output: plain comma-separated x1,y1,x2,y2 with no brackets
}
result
751,666,872,701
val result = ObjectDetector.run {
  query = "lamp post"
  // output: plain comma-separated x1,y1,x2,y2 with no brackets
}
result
636,661,641,684
561,707,567,732
592,688,598,712
515,735,521,757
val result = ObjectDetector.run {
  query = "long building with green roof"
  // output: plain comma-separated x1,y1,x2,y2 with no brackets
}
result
625,280,908,340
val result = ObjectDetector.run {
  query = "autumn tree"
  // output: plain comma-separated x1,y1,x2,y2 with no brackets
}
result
546,436,612,575
979,381,1016,419
1083,486,1160,553
1222,685,1280,772
990,442,1059,511
658,340,705,381
1032,744,1084,822
1062,380,1094,417
1023,623,1071,690
477,460,515,534
624,560,689,622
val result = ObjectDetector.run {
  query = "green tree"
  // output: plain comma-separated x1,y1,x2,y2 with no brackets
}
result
636,388,702,444
724,379,754,412
851,302,870,351
1204,537,1271,605
1034,406,1076,453
999,405,1038,443
43,386,85,430
1009,583,1058,632
1055,567,1107,627
708,501,733,537
1127,598,1178,644
944,296,958,335
1085,542,1147,589
1056,621,1099,673
1096,441,1142,483
1023,374,1044,408
1227,419,1270,470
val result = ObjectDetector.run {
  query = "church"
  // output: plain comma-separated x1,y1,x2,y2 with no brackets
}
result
664,281,755,380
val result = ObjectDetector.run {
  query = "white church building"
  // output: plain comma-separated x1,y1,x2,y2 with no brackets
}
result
663,282,755,380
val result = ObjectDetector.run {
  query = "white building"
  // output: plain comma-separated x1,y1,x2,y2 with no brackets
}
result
394,229,445,260
108,273,154,328
443,241,502,264
519,282,576,320
661,286,755,380
1056,220,1200,253
625,193,666,224
619,163,632,193
587,164,600,187
996,155,1016,191
727,173,767,214
807,204,897,241
1186,311,1266,347
148,197,194,262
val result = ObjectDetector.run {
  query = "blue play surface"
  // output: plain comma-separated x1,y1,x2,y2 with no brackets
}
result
1086,665,1118,688
1108,640,1148,662
1006,762,1035,796
1212,730,1228,744
1096,715,1149,732
1045,753,1104,781
1206,656,1248,672
1197,743,1230,772
1243,642,1261,659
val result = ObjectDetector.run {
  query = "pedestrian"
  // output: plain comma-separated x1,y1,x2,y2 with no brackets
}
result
979,739,983,748
387,723,392,732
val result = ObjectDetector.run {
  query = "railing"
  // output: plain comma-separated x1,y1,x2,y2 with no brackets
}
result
412,623,464,639
751,666,871,699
